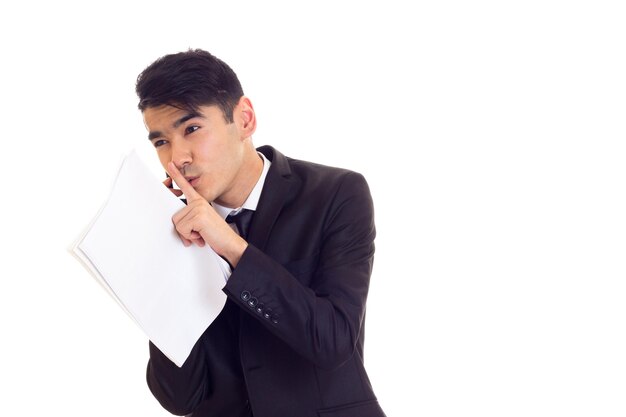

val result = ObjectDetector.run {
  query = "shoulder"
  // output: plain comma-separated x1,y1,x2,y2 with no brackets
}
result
289,157,357,184
259,145,369,196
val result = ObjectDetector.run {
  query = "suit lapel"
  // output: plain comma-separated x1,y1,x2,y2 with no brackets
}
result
248,146,295,251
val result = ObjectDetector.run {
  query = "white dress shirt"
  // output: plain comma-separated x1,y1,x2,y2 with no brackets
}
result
211,152,271,279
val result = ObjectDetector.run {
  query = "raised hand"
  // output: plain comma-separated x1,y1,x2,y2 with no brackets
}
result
166,162,248,266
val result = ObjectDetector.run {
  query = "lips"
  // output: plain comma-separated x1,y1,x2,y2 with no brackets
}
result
185,176,200,187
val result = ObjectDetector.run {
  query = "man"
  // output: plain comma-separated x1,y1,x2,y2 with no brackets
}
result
136,49,386,417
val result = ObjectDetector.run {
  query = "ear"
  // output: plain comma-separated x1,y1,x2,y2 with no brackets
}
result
236,96,257,139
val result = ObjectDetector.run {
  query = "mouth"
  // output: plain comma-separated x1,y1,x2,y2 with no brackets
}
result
186,176,200,187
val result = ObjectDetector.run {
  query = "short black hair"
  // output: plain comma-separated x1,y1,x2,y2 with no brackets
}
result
135,49,244,122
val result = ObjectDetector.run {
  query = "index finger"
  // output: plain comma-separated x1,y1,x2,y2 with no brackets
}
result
167,162,202,201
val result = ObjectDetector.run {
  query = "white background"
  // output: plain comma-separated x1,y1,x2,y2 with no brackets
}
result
1,1,625,416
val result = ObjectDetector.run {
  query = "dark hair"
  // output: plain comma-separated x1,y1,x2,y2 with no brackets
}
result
135,49,244,122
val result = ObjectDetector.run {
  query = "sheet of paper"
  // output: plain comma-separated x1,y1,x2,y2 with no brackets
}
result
71,150,227,367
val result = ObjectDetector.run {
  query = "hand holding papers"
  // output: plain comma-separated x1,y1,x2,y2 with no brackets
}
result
71,151,228,367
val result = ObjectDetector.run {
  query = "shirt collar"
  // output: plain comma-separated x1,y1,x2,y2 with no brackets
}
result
212,152,272,220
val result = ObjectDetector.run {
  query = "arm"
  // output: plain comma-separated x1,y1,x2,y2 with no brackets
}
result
224,171,376,369
146,338,209,415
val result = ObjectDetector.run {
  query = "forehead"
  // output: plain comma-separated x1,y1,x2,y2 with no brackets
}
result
143,105,184,127
142,104,223,130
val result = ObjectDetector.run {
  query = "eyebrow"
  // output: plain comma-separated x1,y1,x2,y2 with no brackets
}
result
148,111,204,141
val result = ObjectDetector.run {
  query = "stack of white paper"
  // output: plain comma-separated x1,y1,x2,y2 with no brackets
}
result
71,150,228,367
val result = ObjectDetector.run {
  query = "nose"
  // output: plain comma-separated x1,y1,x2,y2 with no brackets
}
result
170,140,192,172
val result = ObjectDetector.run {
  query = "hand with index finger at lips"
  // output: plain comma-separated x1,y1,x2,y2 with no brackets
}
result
166,162,249,267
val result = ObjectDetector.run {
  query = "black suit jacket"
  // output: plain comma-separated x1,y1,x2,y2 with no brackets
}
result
147,146,386,417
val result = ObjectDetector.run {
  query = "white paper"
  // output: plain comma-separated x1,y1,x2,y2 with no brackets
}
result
71,150,227,367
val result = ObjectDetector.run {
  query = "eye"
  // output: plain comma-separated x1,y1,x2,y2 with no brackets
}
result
153,139,168,148
185,125,200,135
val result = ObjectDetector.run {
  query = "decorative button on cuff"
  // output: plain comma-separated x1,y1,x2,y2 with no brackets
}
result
239,293,277,323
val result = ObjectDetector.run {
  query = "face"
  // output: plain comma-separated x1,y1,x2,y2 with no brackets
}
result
143,103,252,204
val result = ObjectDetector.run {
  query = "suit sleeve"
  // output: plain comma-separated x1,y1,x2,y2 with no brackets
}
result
224,171,376,370
146,336,209,415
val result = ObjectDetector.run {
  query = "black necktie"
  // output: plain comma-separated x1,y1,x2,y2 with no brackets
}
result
226,209,254,239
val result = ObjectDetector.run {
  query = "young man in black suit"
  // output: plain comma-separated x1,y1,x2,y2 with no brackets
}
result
136,49,386,417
